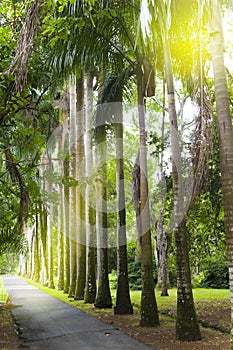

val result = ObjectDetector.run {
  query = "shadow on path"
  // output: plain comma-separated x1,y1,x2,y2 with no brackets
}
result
4,276,153,350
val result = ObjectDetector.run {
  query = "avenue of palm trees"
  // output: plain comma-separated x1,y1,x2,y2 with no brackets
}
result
1,0,233,348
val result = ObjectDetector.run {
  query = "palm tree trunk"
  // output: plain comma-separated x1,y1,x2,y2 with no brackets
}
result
94,69,112,308
46,157,55,290
137,66,159,327
156,78,169,296
132,152,142,261
113,90,133,315
164,39,201,341
156,209,169,296
74,72,86,300
68,75,77,297
32,214,40,283
63,110,70,294
94,117,112,309
39,203,48,286
208,3,233,347
57,119,65,290
57,189,64,290
84,71,97,304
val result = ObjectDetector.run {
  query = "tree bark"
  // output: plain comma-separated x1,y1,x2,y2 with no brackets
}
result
94,69,112,308
94,119,112,309
137,66,159,327
63,111,70,294
39,204,48,286
164,38,201,341
132,152,142,261
68,75,77,297
46,156,55,290
74,72,86,300
32,215,40,283
113,89,133,315
84,71,97,304
209,3,233,347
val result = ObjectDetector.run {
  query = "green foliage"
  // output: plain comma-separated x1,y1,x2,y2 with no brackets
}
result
192,272,205,288
128,260,142,290
201,258,229,289
0,228,27,256
0,0,60,254
0,255,19,274
168,254,177,287
128,260,157,291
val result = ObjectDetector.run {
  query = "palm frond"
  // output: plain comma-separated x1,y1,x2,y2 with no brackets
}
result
0,226,27,256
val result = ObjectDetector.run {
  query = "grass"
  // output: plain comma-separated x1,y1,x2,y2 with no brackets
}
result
0,275,8,304
192,288,230,300
19,275,230,317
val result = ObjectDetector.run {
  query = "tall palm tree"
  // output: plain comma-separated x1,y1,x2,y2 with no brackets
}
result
74,72,86,300
84,71,97,304
32,214,40,282
207,1,233,346
145,0,201,339
68,76,77,297
164,37,201,341
45,154,55,289
107,80,133,315
156,78,169,296
57,118,65,291
39,202,48,285
136,63,160,327
63,116,70,294
94,67,112,309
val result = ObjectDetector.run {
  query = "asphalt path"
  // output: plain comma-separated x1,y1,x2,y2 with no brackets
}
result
4,276,154,350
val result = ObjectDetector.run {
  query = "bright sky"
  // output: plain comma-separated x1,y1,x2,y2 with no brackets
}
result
223,11,233,73
140,1,233,73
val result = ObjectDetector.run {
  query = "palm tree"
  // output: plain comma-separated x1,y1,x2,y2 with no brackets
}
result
63,110,70,294
110,81,133,315
45,154,55,289
145,0,201,339
163,37,201,340
208,1,233,346
57,120,65,291
39,202,48,285
74,72,86,300
84,71,97,304
32,214,40,282
68,76,77,297
94,68,112,309
136,63,160,327
156,80,169,296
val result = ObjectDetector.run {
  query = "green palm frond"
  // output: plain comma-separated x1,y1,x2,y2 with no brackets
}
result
0,226,27,256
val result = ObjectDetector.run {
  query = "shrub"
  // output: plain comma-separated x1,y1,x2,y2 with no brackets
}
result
192,272,204,288
128,260,157,290
201,260,229,289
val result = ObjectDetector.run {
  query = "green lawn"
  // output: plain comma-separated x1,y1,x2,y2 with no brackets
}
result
0,275,8,303
18,275,230,317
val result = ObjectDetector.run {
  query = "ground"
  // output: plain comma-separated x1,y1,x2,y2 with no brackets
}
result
0,305,20,350
92,298,230,350
0,295,231,349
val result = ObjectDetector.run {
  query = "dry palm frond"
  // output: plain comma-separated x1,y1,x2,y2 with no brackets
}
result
7,0,45,91
191,83,214,203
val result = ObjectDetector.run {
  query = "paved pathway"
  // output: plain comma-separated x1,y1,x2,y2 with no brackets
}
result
4,276,153,350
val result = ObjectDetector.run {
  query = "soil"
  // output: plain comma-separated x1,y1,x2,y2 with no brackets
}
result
0,305,20,350
0,296,231,349
90,297,231,350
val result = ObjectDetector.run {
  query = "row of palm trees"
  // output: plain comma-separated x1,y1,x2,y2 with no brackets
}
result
13,0,233,347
